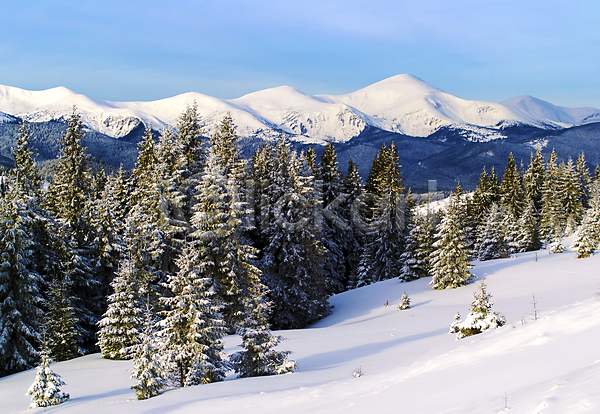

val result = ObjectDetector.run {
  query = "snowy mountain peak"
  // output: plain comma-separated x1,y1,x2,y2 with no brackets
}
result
501,95,600,127
0,76,598,143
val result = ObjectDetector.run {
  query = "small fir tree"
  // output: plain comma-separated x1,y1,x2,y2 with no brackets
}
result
449,280,506,339
26,347,70,408
230,292,295,377
397,292,410,310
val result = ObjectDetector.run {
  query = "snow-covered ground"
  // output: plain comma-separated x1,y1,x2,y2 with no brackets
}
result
2,244,600,413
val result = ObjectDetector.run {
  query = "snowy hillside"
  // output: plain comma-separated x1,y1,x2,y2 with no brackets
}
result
0,76,599,143
3,245,600,413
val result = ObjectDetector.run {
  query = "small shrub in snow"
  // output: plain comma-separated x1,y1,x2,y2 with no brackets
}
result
397,292,410,310
449,280,506,339
26,349,70,408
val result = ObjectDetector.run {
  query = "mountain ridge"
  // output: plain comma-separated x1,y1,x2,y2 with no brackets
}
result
1,75,599,144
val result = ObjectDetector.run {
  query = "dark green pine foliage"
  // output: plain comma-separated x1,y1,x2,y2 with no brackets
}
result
229,286,295,377
359,142,407,284
318,142,347,294
558,158,583,235
341,159,365,290
399,207,435,281
43,108,99,352
575,152,591,208
189,154,256,331
499,153,524,219
0,188,45,377
11,123,41,195
516,195,542,252
304,146,317,176
255,137,330,330
540,150,565,247
471,167,493,227
45,275,79,361
45,108,91,244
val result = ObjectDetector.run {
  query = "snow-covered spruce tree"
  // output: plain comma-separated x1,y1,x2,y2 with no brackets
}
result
575,152,591,208
449,280,505,339
0,188,45,377
475,202,507,261
358,142,407,283
11,122,41,196
499,152,524,219
318,141,348,294
516,195,542,252
570,182,600,258
539,150,564,246
97,254,145,360
342,159,364,290
158,242,228,387
45,274,79,362
42,108,101,352
399,208,435,281
397,292,410,310
523,148,546,215
429,194,474,289
26,347,69,408
558,158,583,236
130,302,167,400
230,290,295,377
254,137,330,330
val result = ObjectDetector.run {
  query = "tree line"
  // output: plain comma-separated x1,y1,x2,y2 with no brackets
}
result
2,105,599,398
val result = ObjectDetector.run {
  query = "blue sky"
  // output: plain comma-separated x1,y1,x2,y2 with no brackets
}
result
1,0,599,107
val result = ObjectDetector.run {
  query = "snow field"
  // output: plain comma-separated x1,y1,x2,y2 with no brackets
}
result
2,247,600,413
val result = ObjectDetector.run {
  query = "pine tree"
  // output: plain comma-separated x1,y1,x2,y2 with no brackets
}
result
476,203,507,261
0,189,44,376
429,195,474,289
516,196,542,252
26,347,70,408
45,275,79,361
256,137,330,329
130,302,167,400
158,244,228,387
399,210,435,281
397,292,410,310
44,108,91,243
97,255,145,360
449,280,505,339
576,152,591,208
540,150,564,246
318,141,347,293
559,158,583,235
523,148,545,215
570,183,600,258
177,102,204,176
11,122,41,196
359,142,407,283
229,291,295,377
500,153,523,218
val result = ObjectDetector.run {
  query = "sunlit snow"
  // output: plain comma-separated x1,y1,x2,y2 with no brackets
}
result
2,241,600,413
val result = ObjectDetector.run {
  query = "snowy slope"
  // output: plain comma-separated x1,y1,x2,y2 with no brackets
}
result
0,76,599,143
2,245,600,414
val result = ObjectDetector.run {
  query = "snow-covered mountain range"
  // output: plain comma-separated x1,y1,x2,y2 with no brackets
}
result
0,74,599,143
